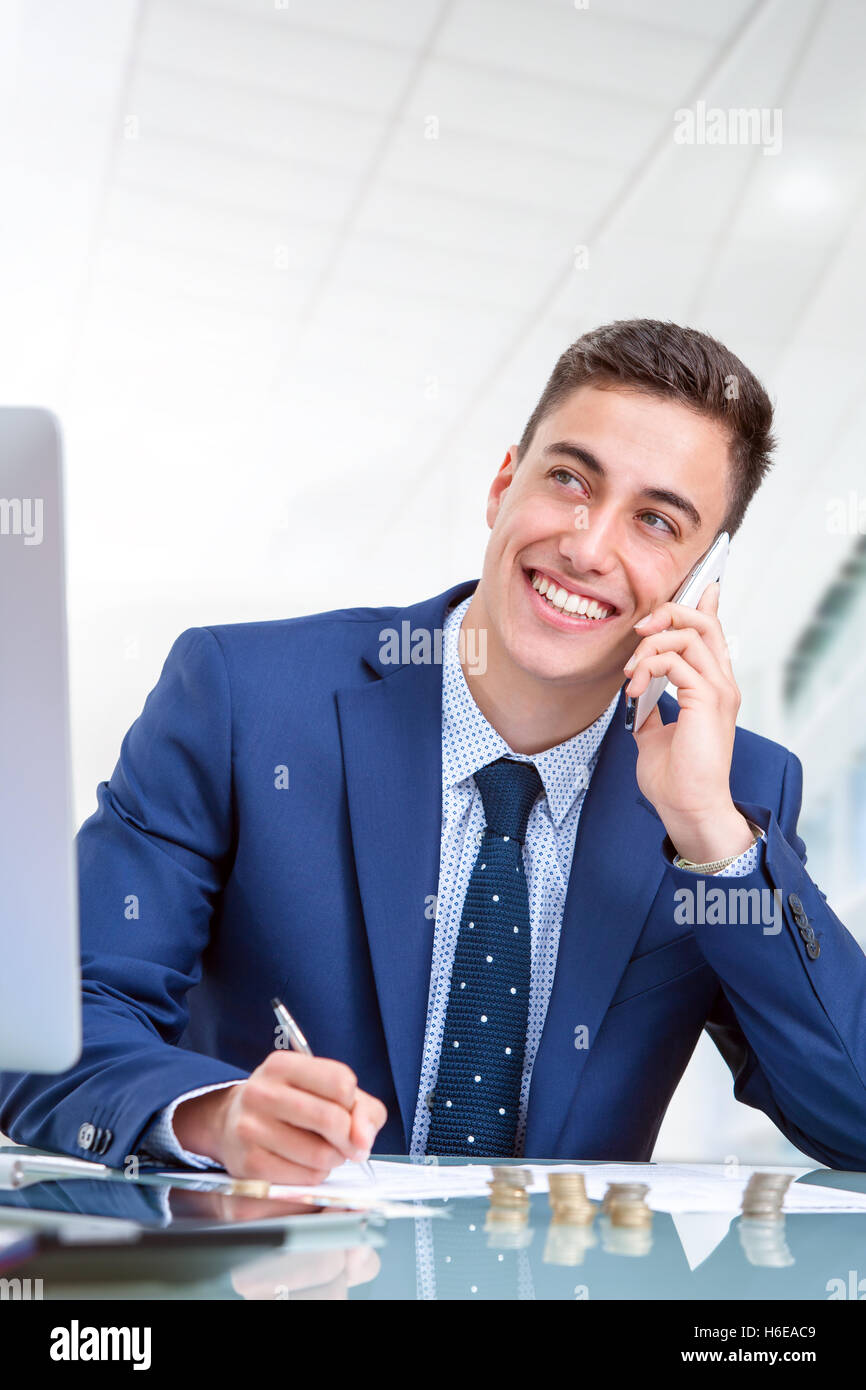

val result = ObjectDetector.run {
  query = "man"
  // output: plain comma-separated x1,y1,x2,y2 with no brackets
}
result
3,319,865,1178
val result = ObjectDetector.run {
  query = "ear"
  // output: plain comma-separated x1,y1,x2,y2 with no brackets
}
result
486,447,518,529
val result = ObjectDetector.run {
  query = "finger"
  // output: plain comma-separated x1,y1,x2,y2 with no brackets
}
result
259,1115,350,1173
251,1079,361,1159
625,628,719,684
625,651,710,702
635,594,731,676
225,1139,333,1186
696,582,734,674
696,579,720,615
348,1092,388,1154
630,701,664,739
261,1052,357,1109
239,1114,349,1178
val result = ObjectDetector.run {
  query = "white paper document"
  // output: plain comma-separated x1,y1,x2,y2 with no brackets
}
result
261,1159,866,1215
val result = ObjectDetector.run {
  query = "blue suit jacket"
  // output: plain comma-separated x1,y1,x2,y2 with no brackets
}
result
2,579,866,1167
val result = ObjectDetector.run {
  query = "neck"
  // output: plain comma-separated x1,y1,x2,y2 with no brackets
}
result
459,590,622,755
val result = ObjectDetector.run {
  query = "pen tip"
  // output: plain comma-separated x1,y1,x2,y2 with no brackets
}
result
270,997,281,1010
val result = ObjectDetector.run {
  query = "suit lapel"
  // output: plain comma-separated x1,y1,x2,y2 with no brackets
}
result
523,688,676,1157
335,581,476,1148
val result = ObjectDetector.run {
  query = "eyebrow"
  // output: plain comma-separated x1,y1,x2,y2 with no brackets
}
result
542,441,703,531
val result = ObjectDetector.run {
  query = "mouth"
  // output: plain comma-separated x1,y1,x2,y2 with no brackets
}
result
524,567,621,628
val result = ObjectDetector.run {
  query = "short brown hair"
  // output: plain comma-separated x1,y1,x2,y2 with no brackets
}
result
517,319,775,537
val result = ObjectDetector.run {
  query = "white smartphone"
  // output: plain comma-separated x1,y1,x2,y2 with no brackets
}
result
625,530,730,733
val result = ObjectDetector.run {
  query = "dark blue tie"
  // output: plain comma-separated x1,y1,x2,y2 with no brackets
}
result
426,757,543,1157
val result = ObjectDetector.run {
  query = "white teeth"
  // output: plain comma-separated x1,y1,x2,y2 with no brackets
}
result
531,571,612,620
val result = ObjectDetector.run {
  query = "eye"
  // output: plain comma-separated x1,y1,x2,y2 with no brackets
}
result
550,467,586,491
639,511,676,536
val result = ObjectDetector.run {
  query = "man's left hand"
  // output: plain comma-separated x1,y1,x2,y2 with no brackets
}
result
622,580,754,864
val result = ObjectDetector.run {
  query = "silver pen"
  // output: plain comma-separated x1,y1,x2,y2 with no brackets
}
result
270,998,376,1183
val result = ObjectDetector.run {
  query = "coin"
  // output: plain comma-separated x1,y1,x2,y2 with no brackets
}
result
601,1181,650,1214
548,1171,595,1225
741,1172,793,1219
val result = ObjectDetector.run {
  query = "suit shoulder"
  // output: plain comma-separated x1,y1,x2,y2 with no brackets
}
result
199,602,400,656
731,721,795,772
658,689,795,783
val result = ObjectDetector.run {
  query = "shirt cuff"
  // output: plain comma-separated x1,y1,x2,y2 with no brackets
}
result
664,826,766,877
137,1080,242,1169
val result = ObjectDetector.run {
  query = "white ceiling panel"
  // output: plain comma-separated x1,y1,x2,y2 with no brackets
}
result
114,127,357,221
405,56,660,159
785,0,866,135
729,132,866,246
379,119,630,218
356,182,570,262
203,0,444,49
330,231,557,313
105,183,336,275
435,0,713,103
590,0,756,42
141,0,417,112
126,64,388,171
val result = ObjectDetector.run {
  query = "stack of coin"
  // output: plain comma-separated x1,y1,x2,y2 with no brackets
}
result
608,1200,652,1228
740,1172,793,1221
601,1182,651,1226
548,1171,596,1225
228,1179,273,1198
486,1166,531,1225
491,1165,532,1186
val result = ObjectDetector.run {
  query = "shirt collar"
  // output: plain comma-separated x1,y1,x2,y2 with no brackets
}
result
441,595,620,827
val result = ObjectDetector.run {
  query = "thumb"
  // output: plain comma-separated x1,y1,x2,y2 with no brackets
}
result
696,579,720,615
631,701,663,740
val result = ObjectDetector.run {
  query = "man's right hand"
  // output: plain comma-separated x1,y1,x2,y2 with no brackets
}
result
172,1052,387,1183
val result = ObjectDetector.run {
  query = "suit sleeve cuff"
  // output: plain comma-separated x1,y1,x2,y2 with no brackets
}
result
137,1080,242,1169
661,813,766,876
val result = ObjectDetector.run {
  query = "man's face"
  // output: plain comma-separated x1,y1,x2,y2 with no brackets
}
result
479,383,733,687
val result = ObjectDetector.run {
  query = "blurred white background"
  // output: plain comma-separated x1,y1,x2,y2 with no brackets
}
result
2,0,865,1164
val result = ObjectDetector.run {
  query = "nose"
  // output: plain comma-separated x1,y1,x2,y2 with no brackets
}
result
558,501,621,576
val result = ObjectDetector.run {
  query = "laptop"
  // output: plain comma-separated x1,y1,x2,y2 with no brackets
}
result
0,407,80,1072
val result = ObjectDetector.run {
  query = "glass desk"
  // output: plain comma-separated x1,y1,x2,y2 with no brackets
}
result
2,1147,865,1301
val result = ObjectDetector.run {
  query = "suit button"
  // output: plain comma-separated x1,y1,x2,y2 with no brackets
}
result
806,941,821,960
77,1122,96,1151
96,1127,113,1155
798,923,815,941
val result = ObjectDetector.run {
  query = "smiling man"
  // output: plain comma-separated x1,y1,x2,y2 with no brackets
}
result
2,318,866,1176
463,368,758,868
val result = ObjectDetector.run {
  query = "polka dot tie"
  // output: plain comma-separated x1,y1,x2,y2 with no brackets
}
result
426,757,543,1157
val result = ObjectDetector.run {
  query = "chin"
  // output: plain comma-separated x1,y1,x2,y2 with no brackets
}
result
501,623,597,685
